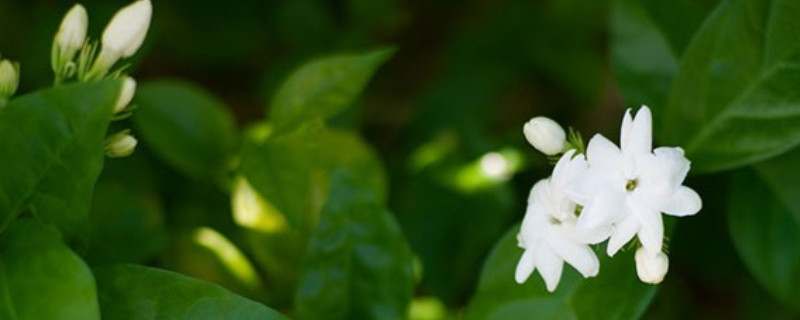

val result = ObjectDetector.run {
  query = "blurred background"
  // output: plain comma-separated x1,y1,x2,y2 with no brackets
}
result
0,0,796,318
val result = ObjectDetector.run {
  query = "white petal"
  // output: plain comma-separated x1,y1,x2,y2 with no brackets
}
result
551,150,587,188
620,109,633,152
586,134,623,168
565,168,623,206
607,216,638,256
578,189,626,230
515,249,536,284
573,224,613,244
520,204,548,244
635,205,664,255
638,147,690,196
549,238,599,278
527,179,551,208
535,247,564,292
624,106,652,156
660,186,702,217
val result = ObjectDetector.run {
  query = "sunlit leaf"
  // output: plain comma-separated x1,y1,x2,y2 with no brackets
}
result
0,220,100,320
94,264,286,319
294,169,413,319
0,81,120,242
240,122,386,227
269,48,394,128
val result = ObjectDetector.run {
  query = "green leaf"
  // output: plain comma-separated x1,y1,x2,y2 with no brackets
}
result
662,0,800,172
729,154,800,312
0,220,100,320
134,80,239,181
240,122,386,227
294,169,414,320
269,48,394,128
94,264,287,319
465,225,656,320
0,81,120,241
611,0,717,109
610,0,678,108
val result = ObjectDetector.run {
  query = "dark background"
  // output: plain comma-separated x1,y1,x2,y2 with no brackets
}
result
0,0,794,318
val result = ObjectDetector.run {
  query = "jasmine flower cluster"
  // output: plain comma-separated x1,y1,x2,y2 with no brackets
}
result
516,106,701,291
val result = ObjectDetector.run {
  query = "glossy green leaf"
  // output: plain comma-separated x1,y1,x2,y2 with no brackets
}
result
728,154,800,312
465,225,656,320
134,80,239,181
240,122,386,227
94,264,286,320
269,48,394,128
294,170,413,320
0,220,100,320
610,0,678,108
611,0,717,109
0,81,120,241
662,0,800,172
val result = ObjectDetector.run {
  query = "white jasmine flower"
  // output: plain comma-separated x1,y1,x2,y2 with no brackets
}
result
635,248,669,284
566,106,701,257
115,77,137,114
515,150,609,292
523,117,567,156
54,4,88,62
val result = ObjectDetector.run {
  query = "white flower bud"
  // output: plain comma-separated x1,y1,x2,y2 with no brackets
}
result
55,4,88,60
101,0,152,60
115,77,137,114
635,248,669,284
0,59,20,98
523,116,566,156
105,132,138,158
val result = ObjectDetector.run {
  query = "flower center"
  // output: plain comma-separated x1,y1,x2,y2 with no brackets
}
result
626,178,638,192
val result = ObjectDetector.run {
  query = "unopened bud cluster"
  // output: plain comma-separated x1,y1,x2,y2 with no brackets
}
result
51,0,152,83
50,1,151,158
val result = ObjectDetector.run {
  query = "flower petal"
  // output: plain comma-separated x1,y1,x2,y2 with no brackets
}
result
586,134,623,168
515,249,536,284
607,215,638,256
624,106,652,156
638,147,690,196
635,205,664,255
578,189,626,230
551,150,587,189
549,238,599,278
660,186,702,217
534,247,564,292
620,109,633,152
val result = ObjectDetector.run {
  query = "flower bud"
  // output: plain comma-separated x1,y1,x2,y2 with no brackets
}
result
0,59,20,98
105,131,138,158
115,77,137,114
101,0,152,60
54,4,88,61
523,116,566,156
635,248,669,284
